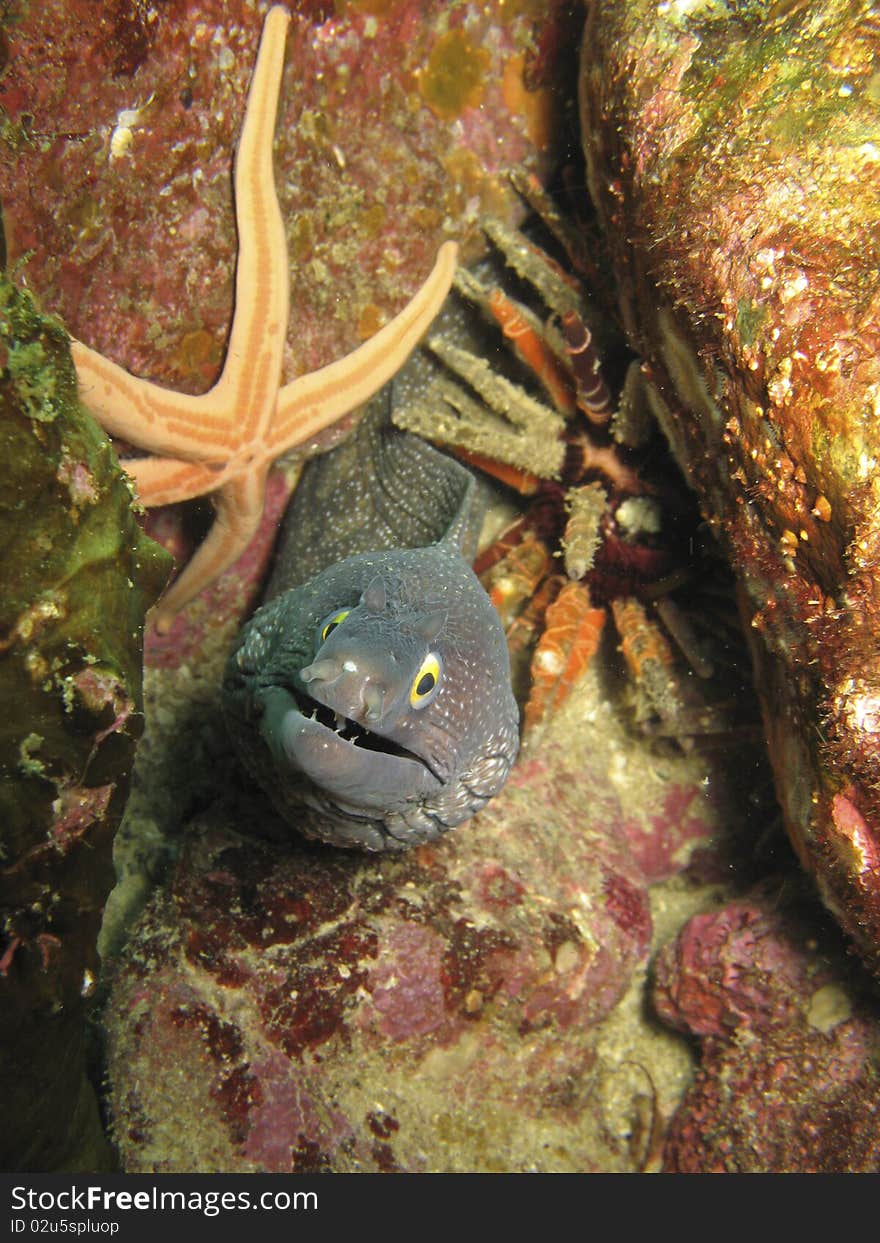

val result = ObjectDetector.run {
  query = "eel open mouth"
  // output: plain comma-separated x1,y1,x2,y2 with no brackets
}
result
262,686,444,813
294,688,432,767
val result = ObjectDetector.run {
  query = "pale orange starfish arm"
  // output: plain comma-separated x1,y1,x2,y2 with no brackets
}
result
121,455,225,507
70,344,232,463
222,4,290,448
70,4,291,462
152,467,270,632
271,240,459,452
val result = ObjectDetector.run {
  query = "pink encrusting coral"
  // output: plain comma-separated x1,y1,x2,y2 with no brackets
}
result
654,899,828,1040
654,892,880,1172
106,736,656,1172
104,658,752,1173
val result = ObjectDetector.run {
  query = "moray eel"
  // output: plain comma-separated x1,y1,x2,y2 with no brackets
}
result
222,401,520,851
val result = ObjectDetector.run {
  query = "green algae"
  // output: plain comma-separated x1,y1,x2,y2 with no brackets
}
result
419,29,490,121
0,272,170,1171
670,0,875,157
735,297,767,349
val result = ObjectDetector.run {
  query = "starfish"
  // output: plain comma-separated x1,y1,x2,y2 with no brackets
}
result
71,4,457,634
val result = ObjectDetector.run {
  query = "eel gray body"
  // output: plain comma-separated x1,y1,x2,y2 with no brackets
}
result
222,401,520,851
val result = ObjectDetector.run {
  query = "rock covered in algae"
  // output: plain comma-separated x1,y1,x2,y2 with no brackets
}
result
106,771,649,1171
0,275,170,1170
0,0,566,375
580,0,880,974
0,0,577,657
104,655,750,1173
653,889,880,1173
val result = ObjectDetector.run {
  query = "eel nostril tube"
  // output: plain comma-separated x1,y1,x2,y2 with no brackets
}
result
362,682,386,723
299,658,340,685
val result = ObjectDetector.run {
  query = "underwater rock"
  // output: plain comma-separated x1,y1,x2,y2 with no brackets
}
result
105,616,761,1172
0,0,576,656
654,891,880,1172
665,1018,880,1173
0,276,170,1170
654,895,845,1041
106,736,654,1172
580,0,880,974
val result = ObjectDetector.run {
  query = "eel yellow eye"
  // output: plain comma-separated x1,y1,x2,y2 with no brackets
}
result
410,652,442,708
319,609,350,643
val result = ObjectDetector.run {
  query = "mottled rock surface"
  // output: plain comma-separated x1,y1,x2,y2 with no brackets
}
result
0,275,169,1170
580,0,880,972
0,0,577,660
105,658,750,1172
654,891,880,1172
0,0,581,962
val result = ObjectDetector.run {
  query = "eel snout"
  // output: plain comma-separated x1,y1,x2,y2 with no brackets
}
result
299,656,388,726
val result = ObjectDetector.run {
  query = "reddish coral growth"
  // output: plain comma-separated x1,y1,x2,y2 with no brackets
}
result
654,890,880,1171
601,870,652,949
441,919,518,1017
664,1024,880,1173
289,1138,332,1173
653,901,808,1039
286,0,336,20
184,928,249,989
211,1065,263,1147
261,947,370,1060
105,0,169,77
107,726,657,1171
368,923,449,1041
71,667,134,747
365,1109,399,1139
169,1003,262,1144
51,784,114,847
476,863,527,911
620,785,719,883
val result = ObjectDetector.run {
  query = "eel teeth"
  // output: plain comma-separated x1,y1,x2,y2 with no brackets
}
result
292,688,437,774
